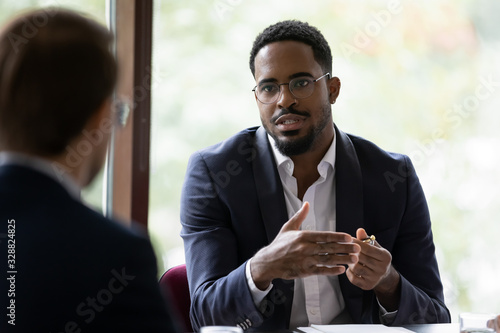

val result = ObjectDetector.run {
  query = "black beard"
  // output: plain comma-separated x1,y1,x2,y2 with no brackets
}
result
272,127,316,156
269,104,332,157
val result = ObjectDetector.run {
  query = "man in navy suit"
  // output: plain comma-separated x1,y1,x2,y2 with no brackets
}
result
181,20,450,331
0,8,179,332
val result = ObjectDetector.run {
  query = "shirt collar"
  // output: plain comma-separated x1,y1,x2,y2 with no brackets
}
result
267,124,337,177
0,151,81,200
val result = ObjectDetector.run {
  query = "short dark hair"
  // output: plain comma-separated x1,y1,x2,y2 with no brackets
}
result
0,8,117,156
249,20,332,77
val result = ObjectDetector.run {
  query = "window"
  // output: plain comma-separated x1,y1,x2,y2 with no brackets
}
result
2,0,500,320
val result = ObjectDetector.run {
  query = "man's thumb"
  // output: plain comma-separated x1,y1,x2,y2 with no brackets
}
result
356,228,369,240
282,201,309,231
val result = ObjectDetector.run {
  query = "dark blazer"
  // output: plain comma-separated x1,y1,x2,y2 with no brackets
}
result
0,165,179,333
181,125,450,331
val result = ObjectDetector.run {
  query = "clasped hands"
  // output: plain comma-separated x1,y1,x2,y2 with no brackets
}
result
251,202,399,299
487,315,500,333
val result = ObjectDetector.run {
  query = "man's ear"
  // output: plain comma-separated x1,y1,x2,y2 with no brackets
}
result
328,77,341,104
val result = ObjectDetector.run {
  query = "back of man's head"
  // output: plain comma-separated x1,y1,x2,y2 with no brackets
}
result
249,20,333,78
0,8,117,156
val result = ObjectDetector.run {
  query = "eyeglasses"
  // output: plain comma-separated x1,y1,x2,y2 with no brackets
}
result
252,73,330,104
111,96,131,128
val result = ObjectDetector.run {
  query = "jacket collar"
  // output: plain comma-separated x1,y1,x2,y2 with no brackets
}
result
333,124,366,322
252,126,289,243
252,124,365,241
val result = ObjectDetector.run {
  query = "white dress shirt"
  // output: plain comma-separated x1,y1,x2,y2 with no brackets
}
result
245,126,397,328
246,125,346,328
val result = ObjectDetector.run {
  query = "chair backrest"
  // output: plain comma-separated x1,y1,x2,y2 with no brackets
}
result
159,264,193,332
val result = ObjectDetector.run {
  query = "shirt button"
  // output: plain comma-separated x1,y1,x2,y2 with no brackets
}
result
309,309,317,315
305,225,313,230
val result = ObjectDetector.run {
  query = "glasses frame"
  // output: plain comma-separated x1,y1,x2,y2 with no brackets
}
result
252,72,331,104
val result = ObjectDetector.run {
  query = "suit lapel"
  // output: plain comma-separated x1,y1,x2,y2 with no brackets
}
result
334,125,368,323
252,126,289,243
334,125,364,235
252,125,365,241
252,127,293,328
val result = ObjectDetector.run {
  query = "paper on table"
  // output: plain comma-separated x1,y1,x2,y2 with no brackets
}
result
297,324,416,333
295,328,322,333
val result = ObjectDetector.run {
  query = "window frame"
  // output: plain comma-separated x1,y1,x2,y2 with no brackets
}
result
105,0,153,228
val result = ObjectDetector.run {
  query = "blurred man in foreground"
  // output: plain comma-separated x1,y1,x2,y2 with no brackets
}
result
0,8,179,332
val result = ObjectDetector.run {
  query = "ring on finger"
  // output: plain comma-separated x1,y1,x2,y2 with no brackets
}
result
362,235,376,246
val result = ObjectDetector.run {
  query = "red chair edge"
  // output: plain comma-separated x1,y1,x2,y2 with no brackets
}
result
159,263,193,332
